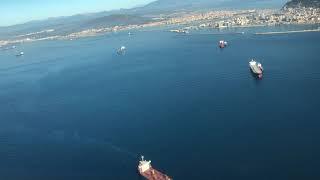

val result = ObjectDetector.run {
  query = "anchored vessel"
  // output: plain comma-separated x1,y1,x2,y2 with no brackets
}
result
117,46,126,55
219,40,228,48
170,29,189,34
16,51,24,57
249,59,263,78
138,156,172,180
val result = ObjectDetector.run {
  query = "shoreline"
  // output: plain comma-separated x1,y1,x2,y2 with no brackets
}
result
255,28,320,35
1,25,320,47
1,7,320,47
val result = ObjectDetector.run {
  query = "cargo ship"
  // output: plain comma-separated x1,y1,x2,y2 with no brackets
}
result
249,59,263,78
138,156,172,180
219,40,228,48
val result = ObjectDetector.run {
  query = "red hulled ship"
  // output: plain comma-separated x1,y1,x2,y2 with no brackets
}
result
219,40,228,48
138,156,172,180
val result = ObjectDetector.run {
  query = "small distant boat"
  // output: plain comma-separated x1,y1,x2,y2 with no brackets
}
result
170,29,189,34
249,59,263,79
128,32,132,36
16,51,24,57
117,46,126,55
2,45,16,51
182,30,189,34
138,156,172,180
219,40,228,48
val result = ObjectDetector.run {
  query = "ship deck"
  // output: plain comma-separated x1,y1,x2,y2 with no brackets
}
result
140,167,171,180
250,65,262,74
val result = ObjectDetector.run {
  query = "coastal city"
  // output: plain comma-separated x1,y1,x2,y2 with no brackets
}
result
170,7,320,30
1,7,320,47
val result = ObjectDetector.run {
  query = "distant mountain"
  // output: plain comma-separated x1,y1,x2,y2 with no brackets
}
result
218,0,287,9
135,0,286,14
0,12,110,39
284,0,320,8
0,0,286,39
84,14,151,29
135,0,220,13
0,13,149,39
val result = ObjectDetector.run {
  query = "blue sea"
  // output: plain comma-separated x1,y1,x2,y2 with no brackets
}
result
0,25,320,180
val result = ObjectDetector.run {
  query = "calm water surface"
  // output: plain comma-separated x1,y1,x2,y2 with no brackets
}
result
0,27,320,180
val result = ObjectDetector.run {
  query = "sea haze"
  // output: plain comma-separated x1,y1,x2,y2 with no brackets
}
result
0,26,320,180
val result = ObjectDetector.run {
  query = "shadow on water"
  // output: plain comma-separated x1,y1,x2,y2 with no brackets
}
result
250,70,263,84
217,46,226,52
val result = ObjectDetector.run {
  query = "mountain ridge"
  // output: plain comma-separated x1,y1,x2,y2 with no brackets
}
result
284,0,320,8
0,0,286,39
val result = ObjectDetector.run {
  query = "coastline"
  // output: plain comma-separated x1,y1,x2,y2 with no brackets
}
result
255,28,320,35
1,24,320,48
1,7,320,47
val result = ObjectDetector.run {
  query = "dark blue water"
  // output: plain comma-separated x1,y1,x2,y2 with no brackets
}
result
0,28,320,180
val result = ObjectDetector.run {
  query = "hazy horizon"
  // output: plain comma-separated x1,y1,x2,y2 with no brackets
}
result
1,0,155,27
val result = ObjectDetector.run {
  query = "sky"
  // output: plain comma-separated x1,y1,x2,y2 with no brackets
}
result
1,0,155,27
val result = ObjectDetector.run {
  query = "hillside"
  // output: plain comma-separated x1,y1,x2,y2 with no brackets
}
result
136,0,285,14
0,13,150,39
84,14,151,29
284,0,320,8
0,0,286,39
